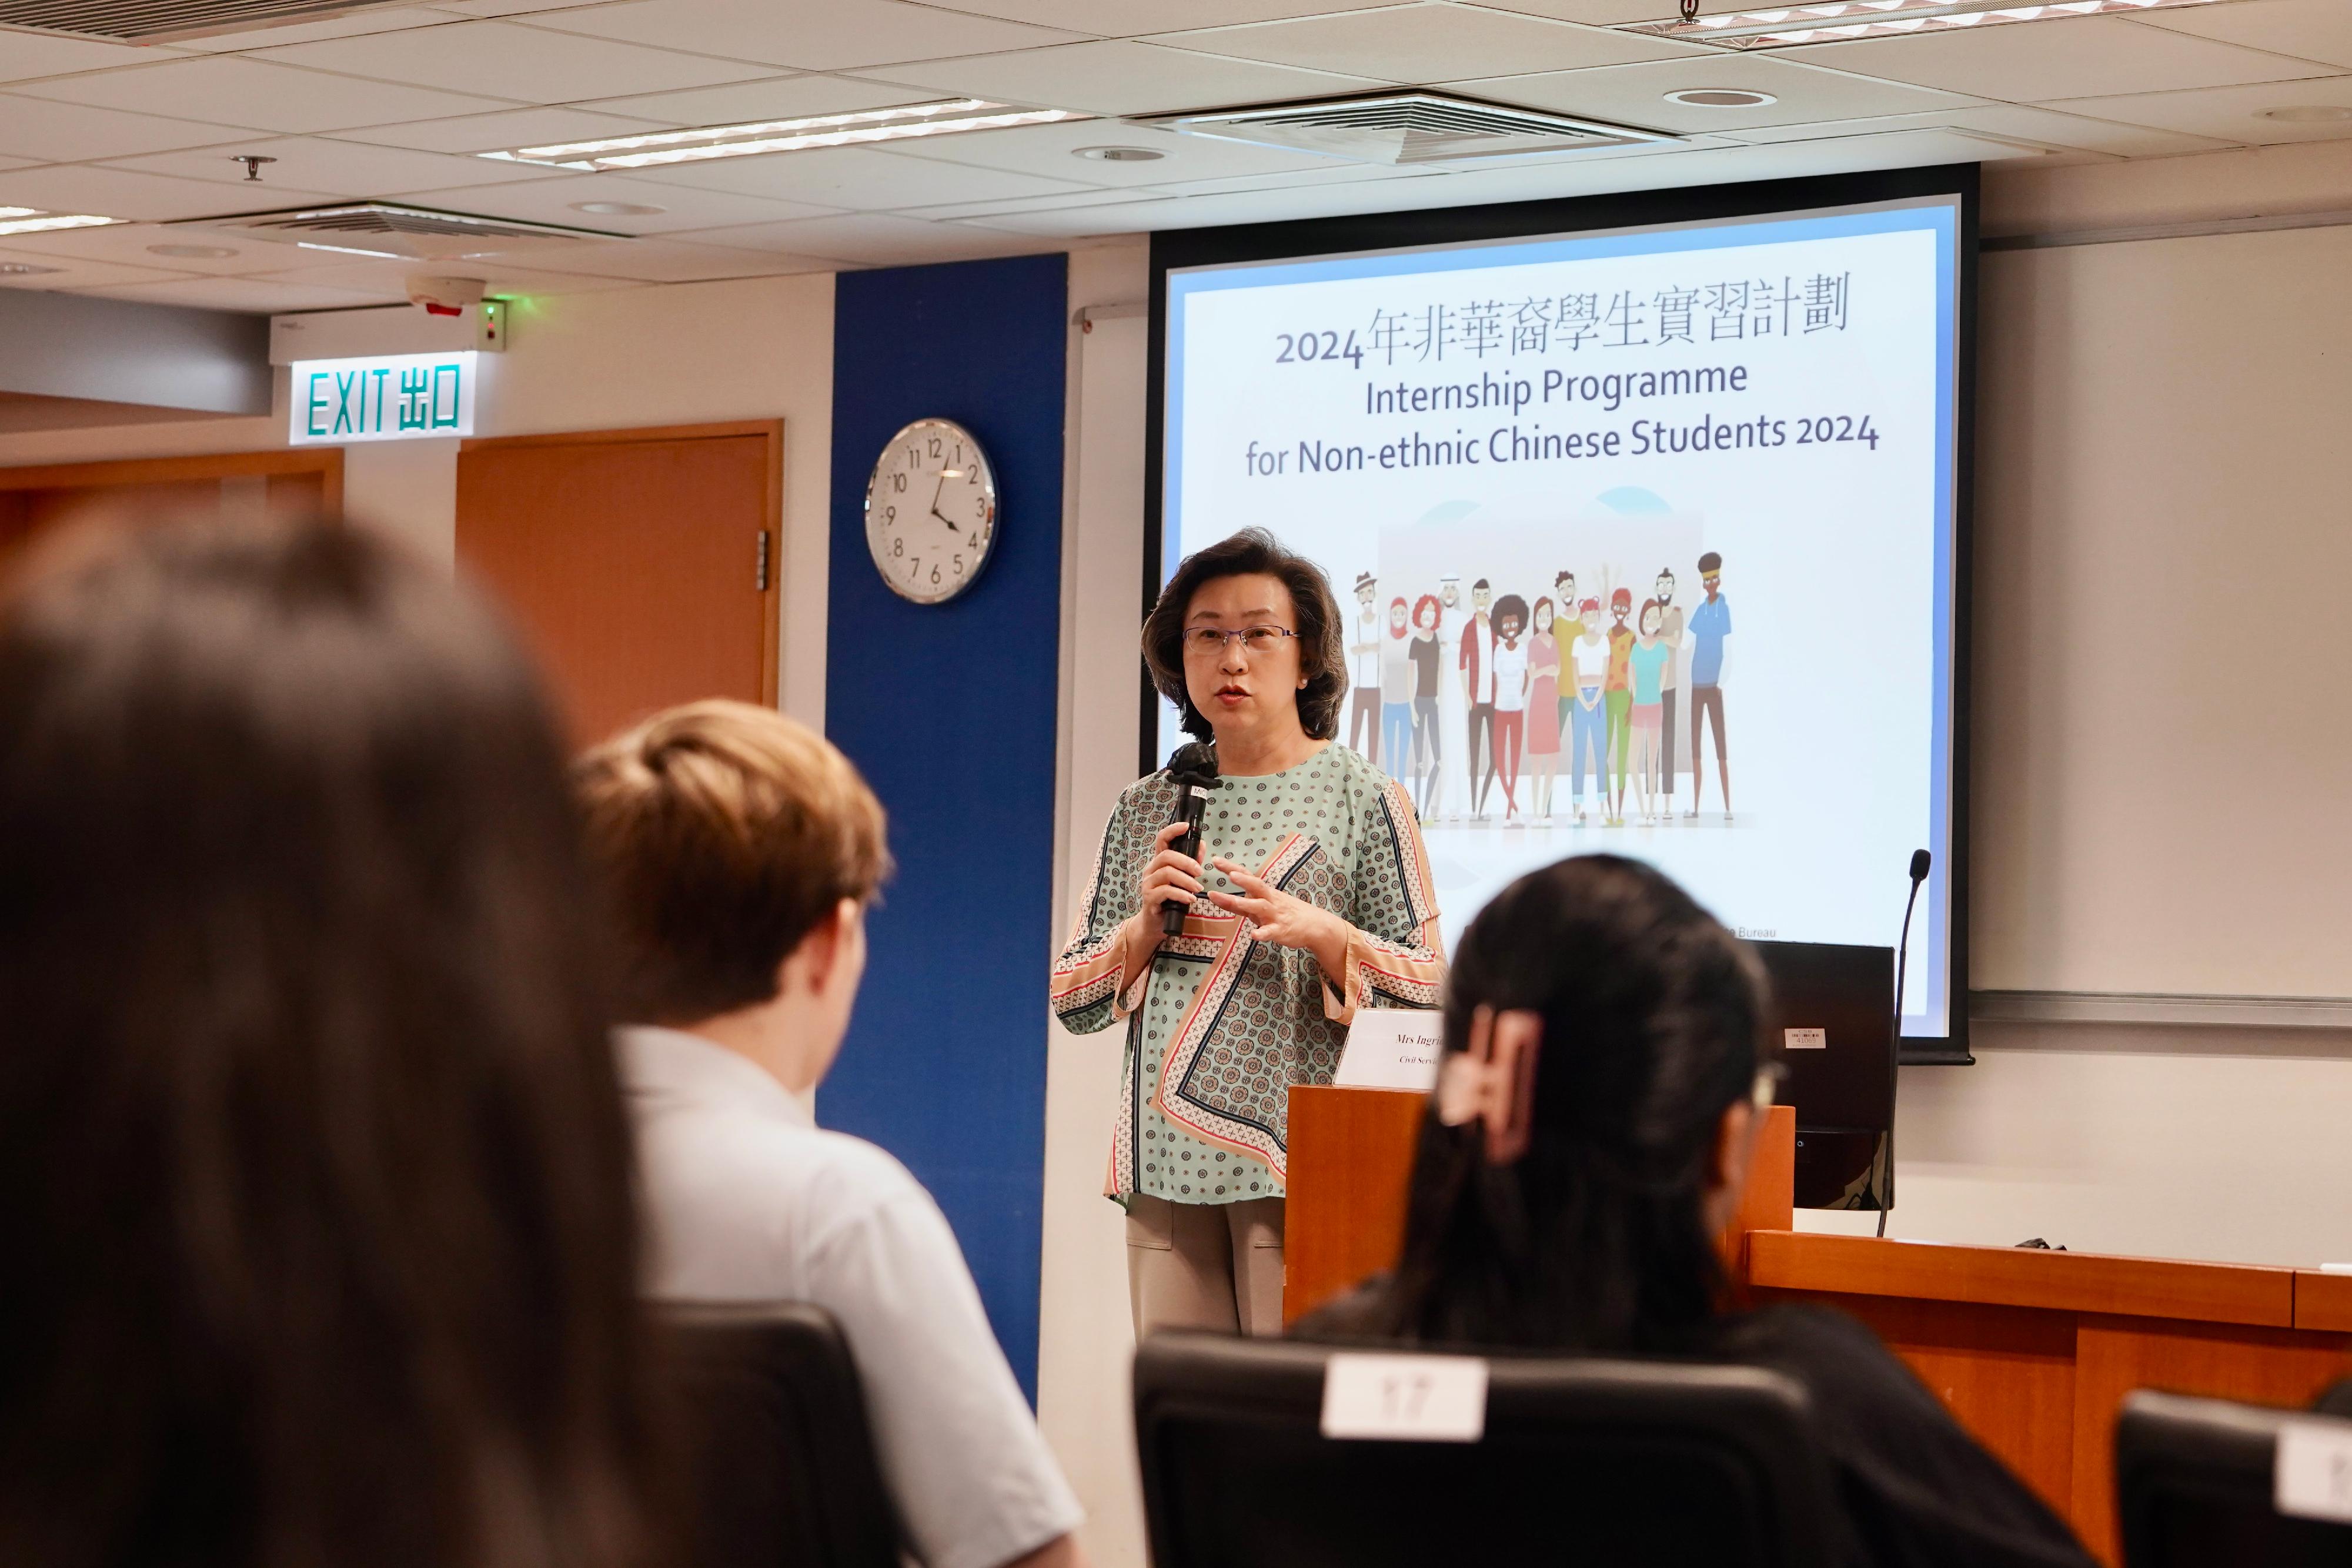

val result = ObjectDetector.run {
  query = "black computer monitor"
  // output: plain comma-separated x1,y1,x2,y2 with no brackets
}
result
1750,941,1894,1212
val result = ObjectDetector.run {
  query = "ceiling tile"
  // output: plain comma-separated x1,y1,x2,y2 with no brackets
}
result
423,0,614,12
389,170,843,230
0,244,197,290
1454,51,1979,133
917,0,1401,36
171,6,459,51
0,30,168,85
1149,6,1691,83
0,219,298,273
879,117,1341,188
1729,102,2236,158
896,184,1178,219
574,73,943,126
1133,162,1451,198
336,106,670,153
1464,0,1675,23
0,95,260,162
14,58,514,132
0,163,345,220
509,235,836,279
864,39,1387,114
667,209,1051,264
255,19,769,101
102,135,576,196
1780,15,2337,102
2053,75,2352,144
616,142,1091,209
523,0,1081,72
2132,0,2352,71
77,275,395,311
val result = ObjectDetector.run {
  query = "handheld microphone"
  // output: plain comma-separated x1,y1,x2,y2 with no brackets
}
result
1162,742,1220,938
1879,848,1931,1236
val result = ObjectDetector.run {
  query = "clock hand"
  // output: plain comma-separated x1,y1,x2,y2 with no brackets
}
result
927,472,960,531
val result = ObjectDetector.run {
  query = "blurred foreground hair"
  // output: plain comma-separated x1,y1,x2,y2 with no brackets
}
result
0,517,669,1568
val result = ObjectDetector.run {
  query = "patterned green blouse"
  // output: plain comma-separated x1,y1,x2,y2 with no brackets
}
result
1051,744,1445,1206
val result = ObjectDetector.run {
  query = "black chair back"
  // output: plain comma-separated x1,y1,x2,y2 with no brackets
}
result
659,1301,901,1568
1135,1331,1836,1568
2117,1389,2352,1567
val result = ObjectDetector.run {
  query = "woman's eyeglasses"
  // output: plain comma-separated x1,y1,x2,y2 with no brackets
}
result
1181,626,1298,658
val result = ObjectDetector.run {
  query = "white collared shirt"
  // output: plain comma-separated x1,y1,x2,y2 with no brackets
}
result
619,1026,1081,1568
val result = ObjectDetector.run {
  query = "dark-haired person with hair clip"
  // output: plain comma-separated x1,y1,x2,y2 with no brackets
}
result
1053,529,1446,1340
1298,855,2096,1568
0,517,670,1568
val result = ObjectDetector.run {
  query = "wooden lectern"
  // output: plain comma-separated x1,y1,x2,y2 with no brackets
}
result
1284,1084,1795,1326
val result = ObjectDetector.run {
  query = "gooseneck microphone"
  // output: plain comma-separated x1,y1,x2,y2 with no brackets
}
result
1879,848,1932,1238
1162,742,1220,938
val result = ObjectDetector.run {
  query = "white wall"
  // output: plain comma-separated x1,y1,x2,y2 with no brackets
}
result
0,271,837,725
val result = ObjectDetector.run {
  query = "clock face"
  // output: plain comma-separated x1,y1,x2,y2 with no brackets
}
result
865,417,998,606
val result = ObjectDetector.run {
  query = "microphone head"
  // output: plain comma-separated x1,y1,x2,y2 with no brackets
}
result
1168,741,1219,787
1909,848,1932,882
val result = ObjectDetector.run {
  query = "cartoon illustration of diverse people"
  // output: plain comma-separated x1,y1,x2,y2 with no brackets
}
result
1489,593,1528,823
1603,584,1635,828
1567,597,1609,824
1525,596,1561,818
1339,550,1732,830
1459,577,1498,820
1408,593,1443,818
1379,594,1415,795
1627,599,1673,825
1348,570,1382,766
1686,550,1732,820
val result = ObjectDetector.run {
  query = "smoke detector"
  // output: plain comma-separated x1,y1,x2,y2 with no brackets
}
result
162,202,623,261
1141,91,1674,166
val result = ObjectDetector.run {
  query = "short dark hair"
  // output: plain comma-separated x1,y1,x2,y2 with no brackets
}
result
575,700,891,1024
1142,527,1345,743
1698,551,1723,573
1367,855,1770,1353
1472,577,1491,592
0,517,669,1568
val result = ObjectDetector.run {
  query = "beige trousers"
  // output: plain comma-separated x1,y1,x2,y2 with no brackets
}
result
1125,1193,1286,1339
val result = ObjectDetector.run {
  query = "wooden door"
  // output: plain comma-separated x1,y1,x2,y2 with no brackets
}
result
455,422,781,747
0,451,342,580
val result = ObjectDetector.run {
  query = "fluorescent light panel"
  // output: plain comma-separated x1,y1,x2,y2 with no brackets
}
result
1626,0,2223,48
482,98,1088,170
0,212,120,236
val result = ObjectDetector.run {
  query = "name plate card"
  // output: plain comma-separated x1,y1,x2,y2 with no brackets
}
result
1334,1009,1444,1092
1321,1352,1489,1442
2277,1421,2352,1522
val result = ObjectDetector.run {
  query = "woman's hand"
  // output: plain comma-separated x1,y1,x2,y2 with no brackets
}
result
1208,857,1350,979
1131,819,1204,934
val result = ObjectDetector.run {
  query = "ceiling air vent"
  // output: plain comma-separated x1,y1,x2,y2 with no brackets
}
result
0,0,412,42
162,203,623,261
1141,92,1675,166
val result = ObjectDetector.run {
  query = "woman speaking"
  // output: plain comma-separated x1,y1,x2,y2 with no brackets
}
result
1051,529,1445,1339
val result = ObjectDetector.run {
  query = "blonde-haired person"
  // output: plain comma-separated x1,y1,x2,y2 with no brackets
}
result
575,701,1088,1568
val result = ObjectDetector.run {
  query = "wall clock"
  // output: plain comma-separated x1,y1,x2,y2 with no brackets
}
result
865,417,998,605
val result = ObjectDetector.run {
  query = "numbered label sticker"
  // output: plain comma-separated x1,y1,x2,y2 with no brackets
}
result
1319,1352,1488,1443
2277,1422,2352,1522
1784,1027,1827,1050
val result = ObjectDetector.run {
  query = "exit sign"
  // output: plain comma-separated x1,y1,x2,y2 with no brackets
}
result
290,351,477,444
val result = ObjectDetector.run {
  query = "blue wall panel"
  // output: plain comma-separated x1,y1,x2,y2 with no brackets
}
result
824,254,1066,1400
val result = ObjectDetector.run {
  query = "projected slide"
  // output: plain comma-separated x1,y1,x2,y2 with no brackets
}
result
1160,196,1962,1037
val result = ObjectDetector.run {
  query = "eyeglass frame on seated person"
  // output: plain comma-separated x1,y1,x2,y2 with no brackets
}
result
1181,624,1299,658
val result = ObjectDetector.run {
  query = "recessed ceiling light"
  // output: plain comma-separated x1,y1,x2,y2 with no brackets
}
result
2259,105,2352,124
1665,88,1776,108
1626,0,2224,49
570,200,667,215
0,212,120,237
0,262,62,275
148,242,237,258
482,98,1090,170
1074,145,1165,162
